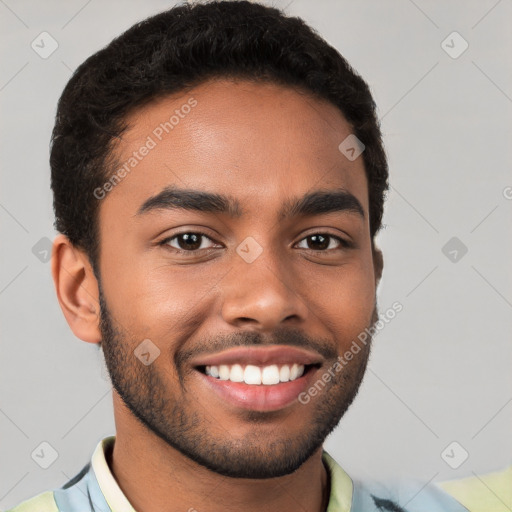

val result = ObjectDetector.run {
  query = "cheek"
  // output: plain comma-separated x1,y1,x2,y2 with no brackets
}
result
101,250,226,337
304,258,376,345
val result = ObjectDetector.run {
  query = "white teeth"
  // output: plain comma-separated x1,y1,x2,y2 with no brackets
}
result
244,365,262,385
261,365,280,385
290,363,304,380
204,363,306,385
229,364,244,382
218,365,230,380
279,365,290,382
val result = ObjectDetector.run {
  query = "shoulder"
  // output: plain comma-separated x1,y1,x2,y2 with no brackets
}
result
322,450,470,511
4,460,95,512
439,465,512,512
351,478,471,511
5,491,59,512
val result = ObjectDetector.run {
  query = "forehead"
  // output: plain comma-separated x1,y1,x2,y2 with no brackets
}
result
101,78,369,222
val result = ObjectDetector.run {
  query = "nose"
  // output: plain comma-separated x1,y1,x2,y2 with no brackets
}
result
220,244,310,331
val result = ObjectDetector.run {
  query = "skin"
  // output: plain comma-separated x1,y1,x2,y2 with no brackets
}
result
52,78,383,512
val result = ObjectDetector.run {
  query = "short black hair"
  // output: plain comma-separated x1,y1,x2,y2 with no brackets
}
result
51,0,388,279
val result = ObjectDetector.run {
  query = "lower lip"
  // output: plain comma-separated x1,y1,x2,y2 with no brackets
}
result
195,367,319,412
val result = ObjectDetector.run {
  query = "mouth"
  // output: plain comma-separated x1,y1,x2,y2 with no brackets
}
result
190,345,325,412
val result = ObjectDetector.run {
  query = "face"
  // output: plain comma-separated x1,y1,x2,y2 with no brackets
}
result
96,78,381,479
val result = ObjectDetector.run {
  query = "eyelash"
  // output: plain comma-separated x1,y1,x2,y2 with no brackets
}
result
158,231,352,255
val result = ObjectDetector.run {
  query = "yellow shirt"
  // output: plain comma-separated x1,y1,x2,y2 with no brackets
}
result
439,465,512,512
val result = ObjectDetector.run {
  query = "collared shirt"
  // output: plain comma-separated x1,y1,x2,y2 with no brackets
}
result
6,436,474,512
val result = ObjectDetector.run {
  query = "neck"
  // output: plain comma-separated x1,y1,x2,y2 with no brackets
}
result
108,397,330,512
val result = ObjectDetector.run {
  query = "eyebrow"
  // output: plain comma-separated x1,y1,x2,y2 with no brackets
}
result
135,186,365,221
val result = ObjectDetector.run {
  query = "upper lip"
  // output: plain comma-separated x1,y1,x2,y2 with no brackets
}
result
191,345,324,368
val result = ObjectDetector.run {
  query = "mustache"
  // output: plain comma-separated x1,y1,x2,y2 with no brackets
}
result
176,327,339,368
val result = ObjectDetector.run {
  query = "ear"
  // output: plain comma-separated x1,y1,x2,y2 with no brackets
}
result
51,234,101,344
372,245,384,287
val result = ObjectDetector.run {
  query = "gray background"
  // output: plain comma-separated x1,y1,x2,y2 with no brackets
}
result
1,0,511,508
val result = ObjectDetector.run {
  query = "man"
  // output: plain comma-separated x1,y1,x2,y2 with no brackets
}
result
7,1,476,511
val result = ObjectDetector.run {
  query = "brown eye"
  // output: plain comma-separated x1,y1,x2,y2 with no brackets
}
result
296,233,349,251
162,232,218,253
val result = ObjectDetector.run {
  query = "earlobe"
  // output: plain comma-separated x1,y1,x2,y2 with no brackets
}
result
51,234,102,344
